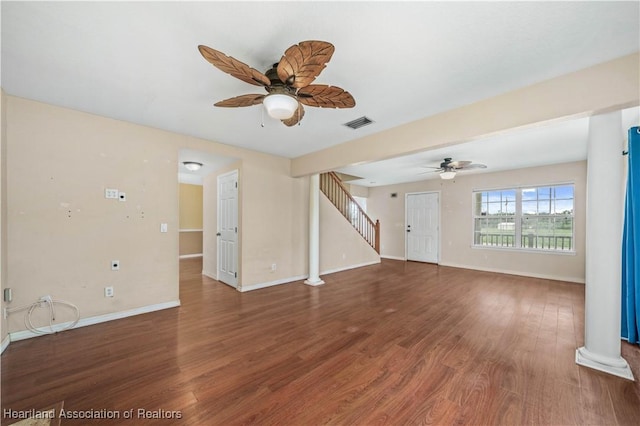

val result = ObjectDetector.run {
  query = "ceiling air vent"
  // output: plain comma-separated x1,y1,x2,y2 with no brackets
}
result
344,116,374,130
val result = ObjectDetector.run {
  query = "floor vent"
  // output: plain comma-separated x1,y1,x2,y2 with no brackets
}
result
343,116,374,130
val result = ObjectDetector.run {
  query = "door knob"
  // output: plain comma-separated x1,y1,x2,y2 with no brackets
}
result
216,232,221,236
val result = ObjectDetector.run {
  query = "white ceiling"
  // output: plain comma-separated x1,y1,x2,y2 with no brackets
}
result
339,106,640,187
2,1,639,184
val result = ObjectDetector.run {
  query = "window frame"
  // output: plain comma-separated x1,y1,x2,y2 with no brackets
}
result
471,183,576,254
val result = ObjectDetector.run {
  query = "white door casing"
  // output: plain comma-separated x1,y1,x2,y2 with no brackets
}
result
406,192,439,263
217,170,238,288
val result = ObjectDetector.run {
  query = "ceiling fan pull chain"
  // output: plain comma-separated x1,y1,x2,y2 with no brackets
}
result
261,106,265,128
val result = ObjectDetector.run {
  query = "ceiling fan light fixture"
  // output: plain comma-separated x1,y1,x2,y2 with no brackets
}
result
440,170,456,180
199,41,355,126
183,161,203,171
263,94,298,119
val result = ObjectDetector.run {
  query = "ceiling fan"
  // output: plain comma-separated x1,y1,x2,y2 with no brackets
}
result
198,40,355,126
425,157,487,180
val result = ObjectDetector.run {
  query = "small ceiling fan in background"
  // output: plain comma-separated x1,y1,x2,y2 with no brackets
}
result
424,157,487,179
198,40,355,126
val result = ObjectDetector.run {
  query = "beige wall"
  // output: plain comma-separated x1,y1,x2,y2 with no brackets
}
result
1,89,8,346
239,159,308,289
368,161,587,282
179,183,203,256
6,96,181,333
348,184,369,198
179,232,203,256
319,194,379,273
179,184,203,229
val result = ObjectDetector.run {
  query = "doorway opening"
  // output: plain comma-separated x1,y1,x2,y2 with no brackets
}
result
178,149,238,289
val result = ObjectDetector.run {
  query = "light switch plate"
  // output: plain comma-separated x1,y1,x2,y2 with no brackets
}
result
105,188,119,199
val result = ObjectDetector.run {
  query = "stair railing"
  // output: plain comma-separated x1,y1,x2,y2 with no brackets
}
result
320,172,380,254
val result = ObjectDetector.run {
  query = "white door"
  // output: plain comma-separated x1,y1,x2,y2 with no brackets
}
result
406,192,439,263
217,170,238,288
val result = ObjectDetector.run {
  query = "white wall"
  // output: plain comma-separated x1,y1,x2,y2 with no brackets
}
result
368,161,587,282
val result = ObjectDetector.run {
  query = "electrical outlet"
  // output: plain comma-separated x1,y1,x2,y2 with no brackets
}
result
271,263,277,272
111,260,120,271
160,223,168,233
105,188,119,199
105,286,114,298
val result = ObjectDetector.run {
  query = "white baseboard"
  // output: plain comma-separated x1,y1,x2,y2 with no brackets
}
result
179,253,203,259
9,300,180,342
1,334,10,354
202,270,217,280
381,255,406,261
320,260,381,276
576,347,634,380
240,275,308,292
438,261,585,284
239,260,382,292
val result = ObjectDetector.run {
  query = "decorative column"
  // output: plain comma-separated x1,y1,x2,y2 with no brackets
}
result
305,174,325,286
576,111,634,380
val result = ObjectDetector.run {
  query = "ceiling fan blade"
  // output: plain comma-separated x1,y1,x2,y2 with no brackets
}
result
448,160,472,169
198,45,271,87
460,163,488,170
297,85,355,108
418,168,444,175
276,41,335,88
281,103,305,127
214,94,265,107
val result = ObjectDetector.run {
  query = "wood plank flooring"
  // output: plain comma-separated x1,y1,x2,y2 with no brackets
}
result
2,258,639,425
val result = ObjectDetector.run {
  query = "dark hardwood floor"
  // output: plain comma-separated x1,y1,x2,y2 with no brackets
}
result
2,258,639,425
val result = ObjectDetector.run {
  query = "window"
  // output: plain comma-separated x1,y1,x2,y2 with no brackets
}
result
473,184,574,252
474,189,516,247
